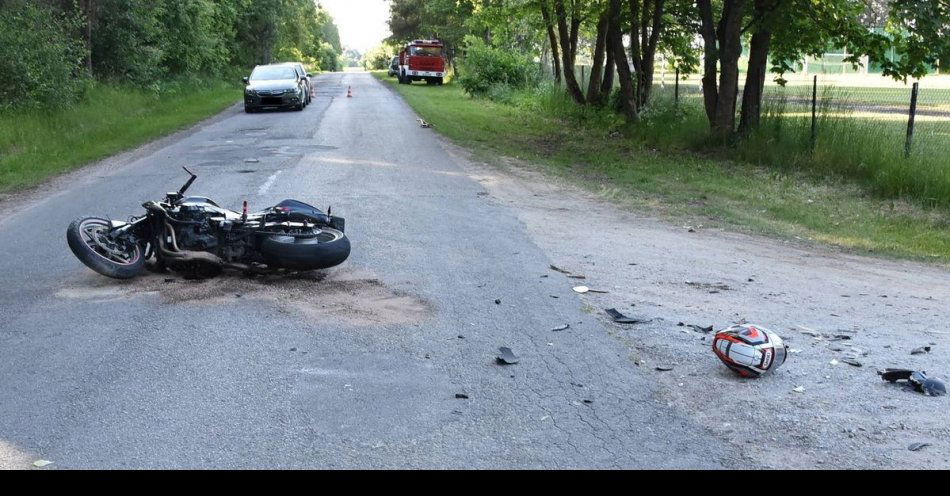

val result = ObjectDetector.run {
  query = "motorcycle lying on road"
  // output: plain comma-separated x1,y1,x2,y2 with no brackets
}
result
67,167,350,279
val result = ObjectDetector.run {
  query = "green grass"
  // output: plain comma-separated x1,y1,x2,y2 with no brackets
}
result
0,79,240,192
373,71,950,264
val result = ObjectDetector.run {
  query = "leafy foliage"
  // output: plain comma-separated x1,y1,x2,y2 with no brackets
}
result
0,1,87,109
0,0,344,108
457,35,541,96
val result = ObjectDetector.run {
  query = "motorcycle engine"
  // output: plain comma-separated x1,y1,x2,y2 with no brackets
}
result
175,205,218,251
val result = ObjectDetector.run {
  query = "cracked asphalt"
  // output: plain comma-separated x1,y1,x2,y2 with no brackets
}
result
0,72,738,468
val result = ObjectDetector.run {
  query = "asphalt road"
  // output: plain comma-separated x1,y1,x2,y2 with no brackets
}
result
0,72,737,468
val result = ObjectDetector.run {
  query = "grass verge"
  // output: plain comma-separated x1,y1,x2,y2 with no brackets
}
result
0,79,239,192
373,71,950,264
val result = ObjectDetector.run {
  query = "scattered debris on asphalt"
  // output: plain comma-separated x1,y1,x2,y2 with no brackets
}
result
550,264,571,274
455,393,469,399
417,118,433,128
573,286,609,294
793,386,805,393
879,369,947,396
33,460,53,468
551,324,570,332
840,357,863,367
685,281,731,292
796,325,854,341
496,347,520,365
655,366,674,372
243,158,260,163
908,442,931,452
567,275,586,279
494,299,501,305
687,324,714,334
604,308,644,324
911,346,932,355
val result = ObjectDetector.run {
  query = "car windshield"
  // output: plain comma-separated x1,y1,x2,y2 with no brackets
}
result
250,66,297,81
410,46,442,57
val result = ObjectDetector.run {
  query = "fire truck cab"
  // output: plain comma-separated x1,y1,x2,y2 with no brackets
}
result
398,39,446,85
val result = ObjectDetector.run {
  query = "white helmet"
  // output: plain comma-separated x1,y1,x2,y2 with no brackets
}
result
712,324,788,378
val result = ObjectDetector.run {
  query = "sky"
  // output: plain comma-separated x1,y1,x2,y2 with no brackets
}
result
319,0,392,53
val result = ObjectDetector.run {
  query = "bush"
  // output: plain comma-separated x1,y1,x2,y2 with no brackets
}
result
362,44,394,70
0,1,86,109
457,36,540,96
92,0,166,87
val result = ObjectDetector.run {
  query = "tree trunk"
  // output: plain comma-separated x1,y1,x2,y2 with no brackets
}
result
713,0,746,138
739,0,774,134
539,0,562,84
553,0,585,104
586,11,609,105
600,20,615,99
608,0,638,121
739,29,772,134
697,0,719,125
637,0,665,107
629,0,643,103
83,0,94,74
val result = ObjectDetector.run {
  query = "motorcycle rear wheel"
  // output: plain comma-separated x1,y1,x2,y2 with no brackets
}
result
67,217,145,279
260,227,350,270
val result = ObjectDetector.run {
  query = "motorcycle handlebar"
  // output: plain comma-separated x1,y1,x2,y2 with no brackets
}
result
178,166,197,196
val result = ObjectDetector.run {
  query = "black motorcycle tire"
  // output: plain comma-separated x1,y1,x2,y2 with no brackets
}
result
260,228,350,270
67,217,146,279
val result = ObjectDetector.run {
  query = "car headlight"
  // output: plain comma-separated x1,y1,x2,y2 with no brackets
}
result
245,89,257,95
284,88,297,94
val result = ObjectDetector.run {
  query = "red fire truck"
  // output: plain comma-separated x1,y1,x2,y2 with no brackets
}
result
397,39,446,85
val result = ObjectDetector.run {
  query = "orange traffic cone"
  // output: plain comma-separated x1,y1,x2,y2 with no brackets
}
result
347,86,352,98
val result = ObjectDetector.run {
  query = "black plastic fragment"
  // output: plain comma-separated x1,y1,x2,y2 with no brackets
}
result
840,357,863,367
908,442,931,452
605,308,642,324
880,368,947,396
687,324,714,334
911,346,932,355
455,393,469,399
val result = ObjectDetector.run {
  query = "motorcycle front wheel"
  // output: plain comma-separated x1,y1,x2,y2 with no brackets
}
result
66,217,145,279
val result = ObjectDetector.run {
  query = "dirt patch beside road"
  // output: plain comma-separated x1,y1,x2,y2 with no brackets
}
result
444,140,950,469
57,267,432,327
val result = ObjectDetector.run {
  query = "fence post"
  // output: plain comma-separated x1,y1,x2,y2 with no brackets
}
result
905,82,919,158
810,75,818,150
674,67,679,105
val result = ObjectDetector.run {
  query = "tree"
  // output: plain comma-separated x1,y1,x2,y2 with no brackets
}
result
607,0,639,120
552,0,586,103
698,0,950,138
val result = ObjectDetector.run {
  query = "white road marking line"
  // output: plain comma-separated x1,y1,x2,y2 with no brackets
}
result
258,170,282,195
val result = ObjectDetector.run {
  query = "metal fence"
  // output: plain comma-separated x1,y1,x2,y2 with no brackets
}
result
663,73,950,158
555,60,950,158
